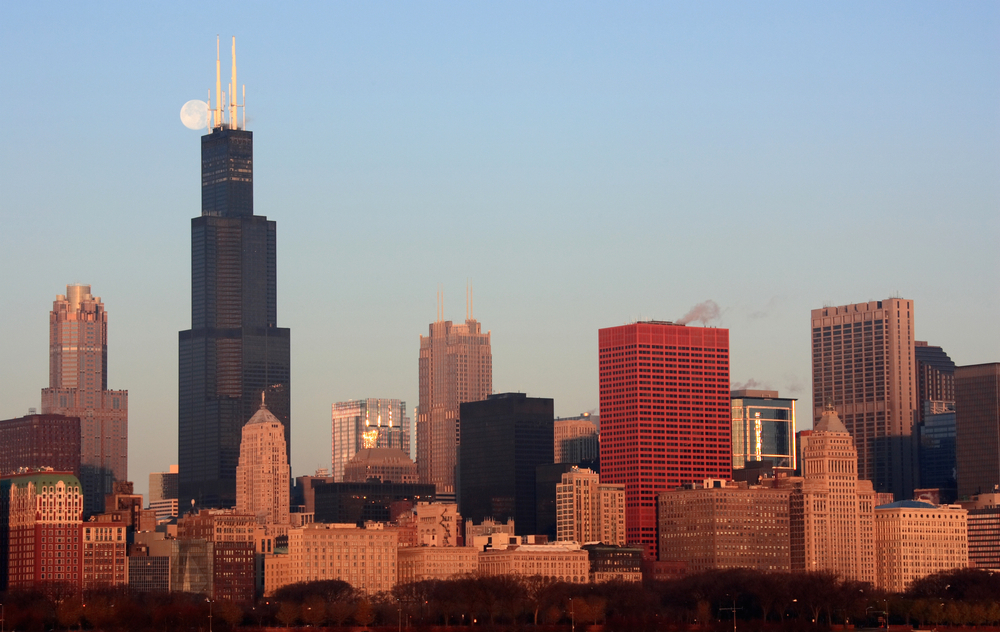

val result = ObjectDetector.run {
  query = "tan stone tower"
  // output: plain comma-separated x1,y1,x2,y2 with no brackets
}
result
236,399,290,530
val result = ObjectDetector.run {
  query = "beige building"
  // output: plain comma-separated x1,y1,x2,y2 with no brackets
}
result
811,299,917,499
658,479,791,572
397,546,478,584
268,522,398,595
478,542,589,583
554,414,599,464
407,502,461,546
875,500,968,592
555,467,625,545
236,402,290,529
343,447,418,484
779,407,877,583
417,305,492,497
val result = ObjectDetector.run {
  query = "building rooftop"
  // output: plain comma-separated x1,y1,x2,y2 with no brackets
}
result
814,406,848,433
349,447,414,466
876,500,937,510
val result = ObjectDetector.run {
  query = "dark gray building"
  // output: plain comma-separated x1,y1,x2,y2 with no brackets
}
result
178,122,291,509
312,480,435,525
956,363,1000,498
458,393,554,536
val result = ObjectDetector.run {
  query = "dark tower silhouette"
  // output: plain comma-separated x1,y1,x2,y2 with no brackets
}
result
179,39,290,509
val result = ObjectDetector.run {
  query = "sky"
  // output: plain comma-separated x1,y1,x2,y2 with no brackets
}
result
1,2,998,500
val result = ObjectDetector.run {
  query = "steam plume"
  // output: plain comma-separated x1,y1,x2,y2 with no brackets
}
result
677,300,720,325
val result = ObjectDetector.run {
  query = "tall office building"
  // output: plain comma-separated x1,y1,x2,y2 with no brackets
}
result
555,466,625,545
553,413,599,466
458,393,553,535
236,402,290,529
730,390,796,472
0,414,81,477
40,285,128,517
811,298,917,499
915,341,956,425
179,41,291,508
598,321,731,558
417,299,492,497
149,465,179,503
955,363,1000,497
331,399,409,481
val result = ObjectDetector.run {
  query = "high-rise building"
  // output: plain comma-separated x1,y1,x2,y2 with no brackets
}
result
874,500,968,592
0,413,81,477
917,407,957,502
149,465,179,503
915,341,956,426
730,390,796,472
236,402,290,529
553,413,599,466
955,363,1000,497
179,42,291,509
811,299,917,499
177,509,257,603
332,399,409,482
957,493,1000,571
418,301,492,497
598,321,731,558
458,393,554,536
40,285,128,516
555,467,625,545
343,448,418,484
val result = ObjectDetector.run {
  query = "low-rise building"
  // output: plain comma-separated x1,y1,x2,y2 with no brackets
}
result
875,500,968,592
957,493,1000,570
82,513,128,589
582,543,643,582
478,543,588,583
177,510,256,603
397,546,478,584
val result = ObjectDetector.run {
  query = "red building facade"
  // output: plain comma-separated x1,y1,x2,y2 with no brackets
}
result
0,414,81,477
598,322,731,558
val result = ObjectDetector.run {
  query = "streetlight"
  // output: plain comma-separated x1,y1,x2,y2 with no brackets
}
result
569,598,575,632
206,598,213,632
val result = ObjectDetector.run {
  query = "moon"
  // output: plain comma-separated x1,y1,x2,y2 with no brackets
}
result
180,100,209,130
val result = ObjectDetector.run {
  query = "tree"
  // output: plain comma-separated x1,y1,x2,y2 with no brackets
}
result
276,601,299,628
353,598,375,627
57,597,85,630
216,600,244,628
301,595,327,626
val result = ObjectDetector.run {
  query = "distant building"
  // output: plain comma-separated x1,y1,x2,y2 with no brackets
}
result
554,413,599,466
955,363,1000,497
658,478,791,572
312,480,435,526
915,341,957,426
917,405,957,502
81,513,128,589
465,517,516,548
811,299,917,500
730,390,796,473
478,542,589,583
400,502,461,547
599,321,732,558
236,402,290,530
398,546,478,584
582,543,643,583
332,399,410,482
874,500,968,592
177,510,256,603
40,285,128,516
418,310,492,497
148,465,179,503
0,413,81,477
343,448,418,484
127,553,170,594
957,493,1000,571
458,393,554,536
535,463,576,542
555,467,625,546
149,498,180,522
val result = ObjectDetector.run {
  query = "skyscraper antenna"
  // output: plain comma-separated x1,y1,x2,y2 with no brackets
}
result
214,36,222,129
230,37,237,129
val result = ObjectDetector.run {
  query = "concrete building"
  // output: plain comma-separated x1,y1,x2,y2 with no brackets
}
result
780,407,877,583
332,399,409,481
811,299,917,500
957,493,1000,570
81,513,128,589
418,302,492,498
554,413,599,465
176,510,256,603
397,546,478,584
582,543,644,582
599,321,731,558
955,363,1000,497
270,523,398,594
658,479,791,572
478,542,589,583
0,414,81,478
465,517,516,547
343,447,418,484
1,470,84,590
403,502,461,547
312,480,435,526
236,402,290,530
148,465,179,504
731,390,796,473
874,500,968,592
458,393,554,536
40,285,128,516
555,467,625,545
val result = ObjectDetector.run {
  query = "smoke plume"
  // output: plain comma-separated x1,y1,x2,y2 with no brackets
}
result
731,378,769,391
677,300,721,325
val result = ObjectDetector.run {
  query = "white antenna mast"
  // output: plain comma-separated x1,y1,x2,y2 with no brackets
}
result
230,36,237,128
214,36,222,129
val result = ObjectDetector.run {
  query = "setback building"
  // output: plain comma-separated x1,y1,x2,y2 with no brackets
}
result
332,399,409,481
236,402,290,530
555,467,625,546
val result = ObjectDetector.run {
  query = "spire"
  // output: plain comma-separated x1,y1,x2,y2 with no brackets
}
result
214,36,222,129
230,37,237,129
260,390,267,409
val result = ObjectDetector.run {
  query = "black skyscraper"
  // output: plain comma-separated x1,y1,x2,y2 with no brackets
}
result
179,122,291,509
458,393,554,536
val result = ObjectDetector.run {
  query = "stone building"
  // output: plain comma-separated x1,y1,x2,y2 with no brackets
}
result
555,467,625,545
874,500,968,592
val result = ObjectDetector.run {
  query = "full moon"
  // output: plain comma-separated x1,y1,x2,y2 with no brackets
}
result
180,100,208,130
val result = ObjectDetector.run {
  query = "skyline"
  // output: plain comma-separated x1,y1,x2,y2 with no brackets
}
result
1,2,998,500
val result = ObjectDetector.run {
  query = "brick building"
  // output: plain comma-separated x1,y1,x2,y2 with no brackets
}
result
177,509,256,603
874,500,968,592
0,414,81,477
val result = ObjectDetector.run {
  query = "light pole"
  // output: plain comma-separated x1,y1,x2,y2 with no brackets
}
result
720,600,741,632
206,598,213,632
569,598,575,632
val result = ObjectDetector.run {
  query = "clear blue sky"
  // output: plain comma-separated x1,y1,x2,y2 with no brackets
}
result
1,2,997,499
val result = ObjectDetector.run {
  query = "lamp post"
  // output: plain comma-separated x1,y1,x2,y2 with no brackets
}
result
569,598,575,632
206,598,213,632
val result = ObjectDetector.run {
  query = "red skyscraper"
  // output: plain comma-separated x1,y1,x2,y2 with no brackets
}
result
599,321,731,558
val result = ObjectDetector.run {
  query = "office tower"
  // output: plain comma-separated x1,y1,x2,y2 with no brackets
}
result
0,413,80,476
177,509,256,603
331,399,409,482
149,465,179,503
553,413,599,466
81,514,129,589
957,493,1000,570
955,363,1000,497
915,341,956,425
598,321,731,558
343,447,418,483
555,466,625,545
458,393,553,535
1,471,84,590
311,480,436,525
582,543,644,582
874,500,968,592
535,463,576,542
811,298,917,499
39,285,128,517
418,296,492,497
780,407,877,583
179,42,291,509
236,402,290,529
917,408,957,501
730,390,796,472
658,479,791,572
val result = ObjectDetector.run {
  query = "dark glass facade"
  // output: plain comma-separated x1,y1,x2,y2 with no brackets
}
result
312,481,436,525
917,410,957,502
179,127,291,509
458,393,554,536
731,394,796,470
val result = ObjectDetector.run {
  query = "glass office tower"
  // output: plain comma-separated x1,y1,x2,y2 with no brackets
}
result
731,390,796,471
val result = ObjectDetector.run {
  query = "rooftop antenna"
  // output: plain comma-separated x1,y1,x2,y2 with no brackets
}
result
214,36,222,129
466,279,470,320
230,36,237,129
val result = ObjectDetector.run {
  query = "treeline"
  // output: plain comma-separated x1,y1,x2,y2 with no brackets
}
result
2,568,1000,631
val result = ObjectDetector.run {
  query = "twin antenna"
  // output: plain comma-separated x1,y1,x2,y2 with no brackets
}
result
208,36,245,130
